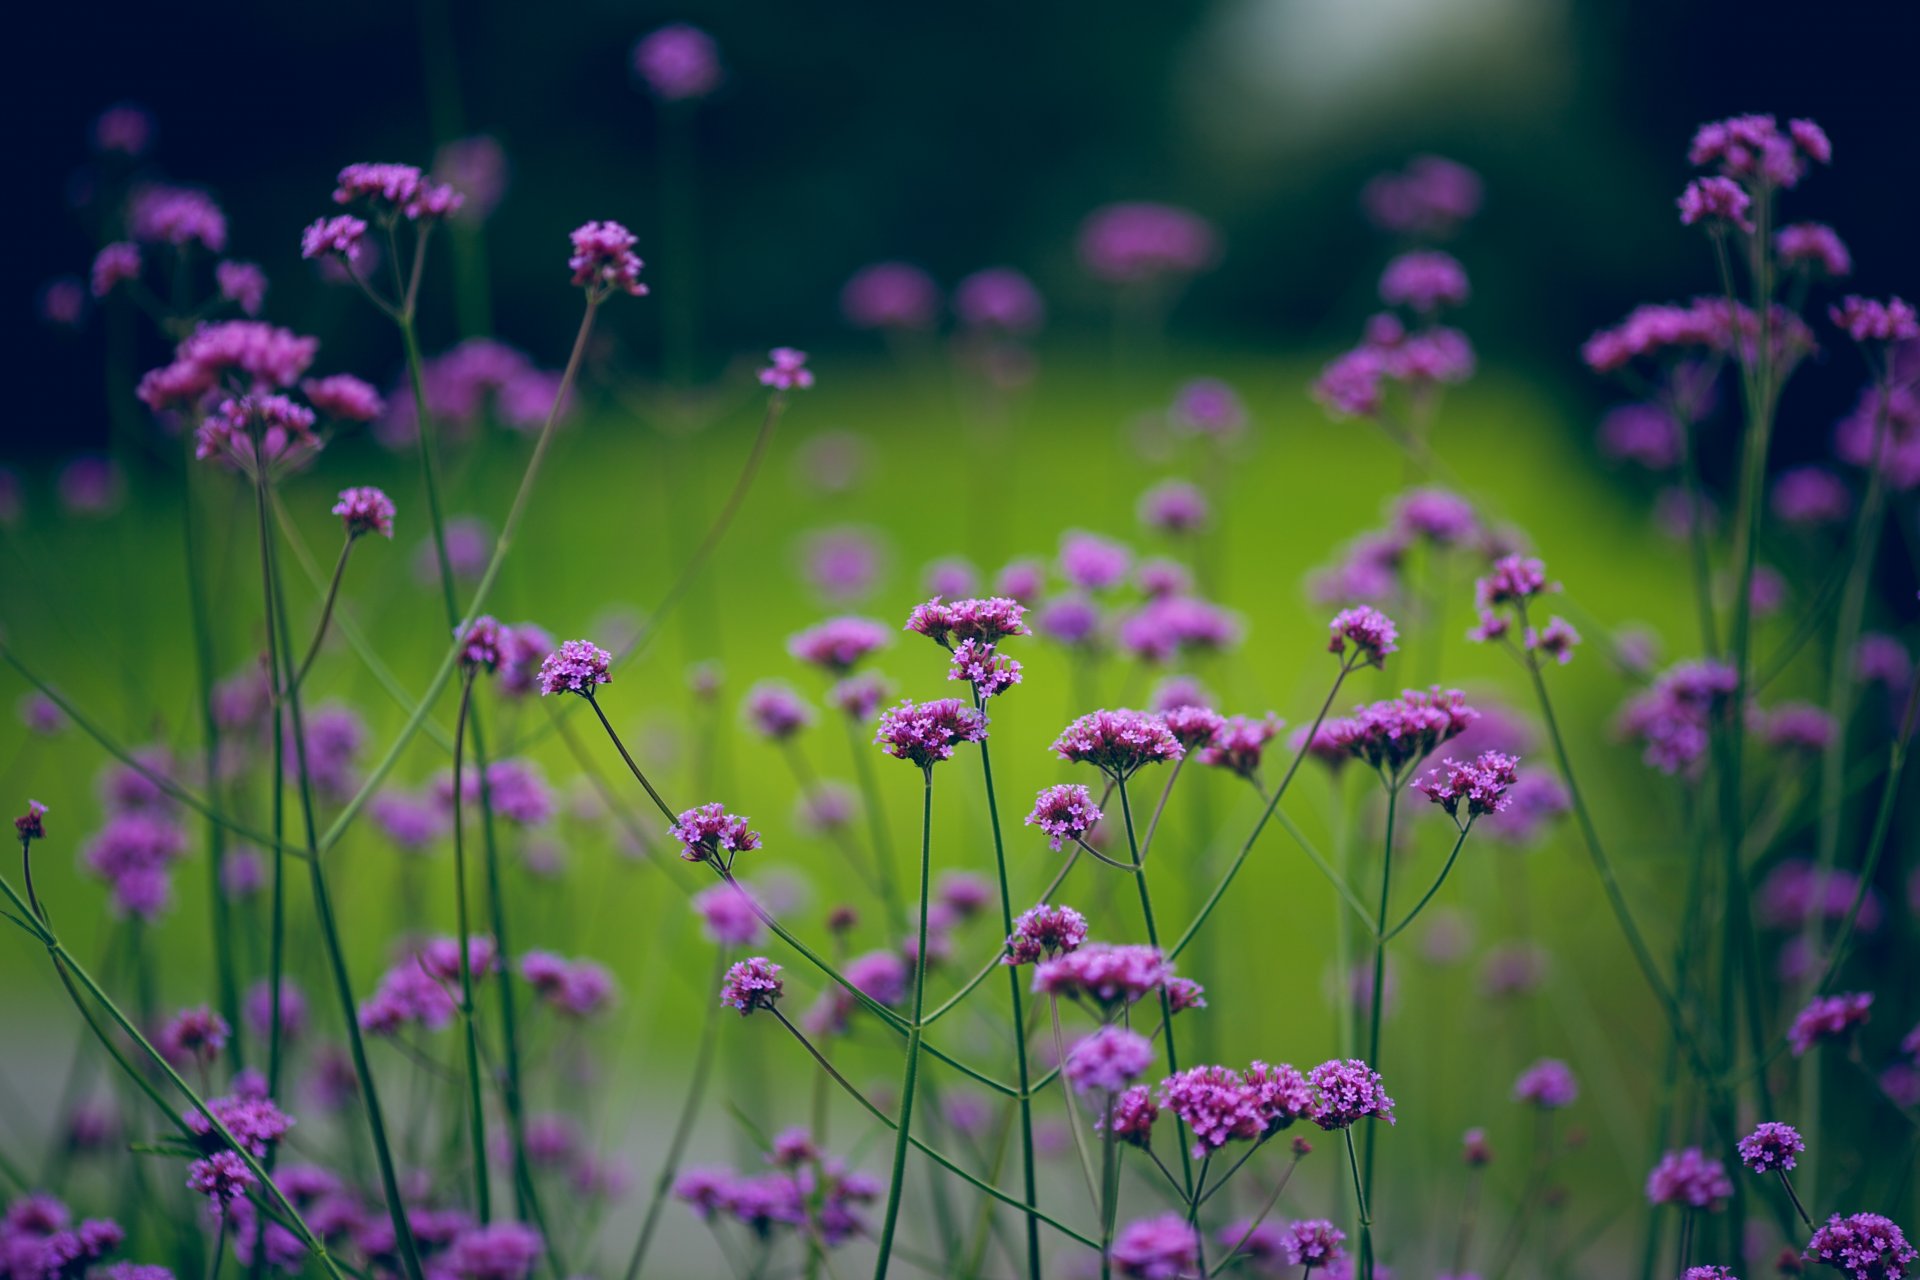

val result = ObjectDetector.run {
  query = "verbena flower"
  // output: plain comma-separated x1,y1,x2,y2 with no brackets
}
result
1831,296,1919,345
194,394,322,477
947,638,1022,700
520,952,617,1018
1138,479,1210,535
1777,223,1852,277
1413,750,1520,821
130,185,228,252
1245,1061,1314,1131
1159,1066,1264,1157
1051,709,1184,781
744,682,814,740
693,882,766,947
458,616,506,672
1738,1122,1805,1174
995,558,1047,603
1196,713,1284,780
1104,1087,1159,1148
1379,250,1469,312
90,244,141,299
1322,688,1478,779
1065,1027,1154,1095
14,800,47,842
1527,617,1581,664
1078,203,1220,285
1116,596,1242,662
1646,1148,1733,1209
1616,660,1740,776
1677,176,1754,233
1788,992,1873,1057
669,803,762,865
840,262,940,330
789,617,889,673
905,596,1029,647
1804,1212,1918,1280
301,215,367,262
1512,1058,1578,1109
758,347,814,391
1005,903,1089,965
1772,467,1853,528
954,268,1045,334
1059,531,1134,591
92,102,155,155
186,1151,256,1214
1036,594,1104,649
1329,606,1398,667
1279,1219,1346,1269
1137,558,1194,600
1599,404,1683,470
1170,378,1247,439
827,673,891,721
304,375,385,423
568,221,647,298
632,24,721,100
1308,1059,1395,1129
535,640,611,696
156,1007,230,1067
874,698,987,768
1362,155,1482,236
1109,1213,1201,1280
1687,114,1828,188
719,959,782,1015
1032,944,1170,1010
1161,705,1226,751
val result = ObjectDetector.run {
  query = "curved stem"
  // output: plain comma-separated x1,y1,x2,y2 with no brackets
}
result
871,771,935,1280
291,535,356,692
586,694,678,823
1380,821,1471,943
1209,1151,1306,1277
450,671,491,1221
846,714,903,921
924,845,1083,1027
1358,783,1399,1280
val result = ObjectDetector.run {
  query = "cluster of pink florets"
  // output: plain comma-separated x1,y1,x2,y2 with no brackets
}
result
333,162,464,221
568,221,647,298
1051,709,1185,781
1413,750,1520,823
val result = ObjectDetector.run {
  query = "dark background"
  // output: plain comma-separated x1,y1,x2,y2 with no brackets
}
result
8,0,1918,460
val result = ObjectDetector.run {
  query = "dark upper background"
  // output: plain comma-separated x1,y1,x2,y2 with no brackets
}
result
6,0,1917,461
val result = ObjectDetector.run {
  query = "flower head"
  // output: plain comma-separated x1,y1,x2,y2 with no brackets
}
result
1105,1087,1159,1148
1024,785,1103,851
1195,714,1284,780
1170,378,1247,439
1805,1212,1917,1280
1413,750,1519,821
874,698,987,768
1323,688,1478,779
954,268,1045,334
1159,1066,1264,1157
758,348,814,391
91,243,142,299
632,24,721,100
1059,532,1134,592
1363,155,1482,236
1788,992,1873,1056
669,804,763,865
1512,1058,1578,1109
789,617,889,673
1051,709,1184,781
905,596,1029,647
1831,297,1919,346
130,185,228,252
1279,1220,1347,1269
333,487,395,539
1109,1213,1202,1280
1738,1122,1805,1174
744,682,814,740
535,640,611,697
1032,944,1171,1010
1005,903,1089,965
1379,251,1469,312
1066,1027,1154,1095
1678,177,1755,233
1777,223,1852,277
568,221,647,298
693,882,766,947
157,1007,231,1066
1308,1059,1396,1129
1647,1148,1733,1210
301,215,367,262
719,958,783,1015
840,262,940,330
15,800,47,842
1329,606,1398,668
303,374,385,422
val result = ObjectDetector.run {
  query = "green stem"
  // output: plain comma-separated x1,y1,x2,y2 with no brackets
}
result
1380,820,1471,942
1117,775,1190,1199
1208,1152,1306,1277
871,770,936,1280
450,670,491,1221
1359,783,1399,1280
924,846,1083,1027
291,535,356,692
846,713,902,921
1098,1096,1118,1280
1814,673,1920,992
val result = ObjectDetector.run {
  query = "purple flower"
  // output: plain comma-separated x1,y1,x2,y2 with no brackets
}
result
1117,595,1243,663
1170,378,1248,439
135,318,319,404
1066,1027,1154,1095
1688,114,1825,187
1308,1059,1395,1129
1362,155,1482,236
1052,709,1184,780
1599,404,1683,470
1805,1212,1918,1280
331,487,395,541
1280,1220,1347,1269
874,698,987,768
535,640,611,697
1245,1061,1314,1130
1195,714,1283,780
195,396,322,478
1616,660,1740,776
301,215,367,261
758,347,814,391
1831,297,1920,345
1138,479,1210,534
304,375,385,423
1032,944,1171,1010
1512,1058,1578,1109
1109,1213,1202,1279
187,1151,256,1213
1159,1065,1264,1157
1036,594,1104,649
1392,488,1479,545
185,1092,295,1158
905,596,1029,647
1379,250,1469,312
1161,705,1225,751
156,1007,230,1067
1647,1148,1734,1210
1137,558,1193,600
445,1223,542,1280
1005,903,1089,965
840,262,940,331
568,221,647,298
1678,177,1755,233
1059,531,1134,591
632,24,721,100
744,682,814,740
1105,1087,1159,1148
433,135,510,222
827,673,891,721
243,979,306,1044
1413,750,1520,821
369,789,446,853
953,268,1045,334
1323,688,1478,779
1329,606,1398,668
1738,1122,1805,1174
1777,223,1852,277
1788,992,1873,1056
669,803,763,865
1078,203,1220,285
1772,467,1853,527
520,952,617,1018
923,557,980,599
947,639,1022,700
130,185,228,252
93,102,155,156
995,558,1047,603
694,882,766,947
1756,702,1836,754
90,243,141,299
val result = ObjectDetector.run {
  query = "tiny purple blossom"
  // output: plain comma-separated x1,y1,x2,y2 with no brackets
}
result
1646,1148,1733,1210
1788,992,1873,1056
1005,903,1089,965
1512,1058,1578,1109
1329,606,1398,667
1052,709,1184,780
1308,1059,1396,1129
632,24,721,101
874,698,987,768
719,958,783,1015
332,487,395,539
1737,1122,1805,1174
1678,176,1755,232
759,348,814,391
535,640,611,697
1804,1212,1918,1280
568,222,647,298
669,804,763,865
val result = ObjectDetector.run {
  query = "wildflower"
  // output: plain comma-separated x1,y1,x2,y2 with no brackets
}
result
333,162,462,219
1115,596,1243,662
1527,616,1580,664
90,244,142,299
874,698,987,768
1773,467,1853,527
847,951,910,1006
287,704,365,804
187,1151,256,1214
1617,660,1740,776
445,1223,543,1280
156,1007,230,1066
1757,702,1836,754
243,979,306,1044
1393,488,1479,546
1137,558,1193,599
744,682,814,740
758,347,814,391
1032,944,1171,1010
796,781,858,834
83,812,189,920
1831,297,1919,345
1059,531,1133,591
92,102,155,155
1777,223,1852,277
1138,479,1210,534
1314,346,1389,418
1788,992,1873,1056
840,262,940,330
194,395,322,477
1688,114,1826,187
1109,1213,1202,1279
1598,404,1684,470
1738,1122,1805,1174
947,638,1022,699
329,486,395,541
1170,378,1248,439
14,800,47,842
1324,688,1478,779
995,558,1047,603
185,1091,294,1158
1804,1212,1917,1280
669,804,762,865
568,221,647,298
1512,1058,1578,1109
1036,594,1104,648
1078,203,1220,285
1678,177,1755,232
1329,606,1398,667
1196,714,1284,779
301,215,367,261
693,882,766,947
1362,155,1482,236
1379,250,1469,312
632,24,721,100
1244,1061,1315,1130
519,952,617,1018
1005,903,1089,964
497,624,554,697
924,558,979,599
304,374,385,422
129,185,228,252
1066,1027,1154,1095
953,268,1045,334
1647,1148,1734,1209
905,596,1029,647
1105,1087,1159,1147
1280,1220,1347,1270
1308,1059,1396,1128
1159,1066,1264,1156
827,673,891,721
1052,709,1184,781
535,640,611,696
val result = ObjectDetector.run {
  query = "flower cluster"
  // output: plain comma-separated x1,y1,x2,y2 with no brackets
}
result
535,639,611,696
673,1151,880,1247
1646,1147,1733,1210
1804,1212,1918,1280
719,958,784,1015
1615,660,1740,776
758,347,814,391
1077,203,1219,285
1329,605,1398,667
874,698,987,768
520,952,617,1018
788,617,889,673
1788,992,1873,1057
1320,688,1478,779
1051,709,1184,781
1065,1027,1155,1095
1413,750,1520,822
904,596,1029,647
1737,1122,1804,1174
1023,784,1103,851
1512,1058,1578,1109
1004,903,1089,965
669,803,763,865
568,221,647,298
1032,944,1171,1010
1195,713,1284,780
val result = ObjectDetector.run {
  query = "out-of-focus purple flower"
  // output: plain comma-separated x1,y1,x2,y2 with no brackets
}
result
1678,176,1755,232
569,221,647,298
994,558,1046,603
304,374,385,423
333,162,462,220
1109,1213,1201,1279
1527,616,1581,665
1032,943,1170,1010
1788,992,1873,1057
90,243,142,299
1137,479,1209,535
1772,466,1852,527
744,682,814,740
1065,1027,1154,1095
39,279,87,329
1647,1148,1733,1209
1478,772,1570,845
1392,487,1479,546
1379,250,1469,312
1116,595,1243,663
841,262,940,331
156,1007,230,1066
1777,223,1852,277
332,486,395,540
1329,606,1398,668
1512,1058,1578,1109
1036,594,1104,649
83,811,188,920
669,803,762,865
1856,634,1913,690
827,673,891,721
1598,404,1683,470
632,23,722,100
1005,903,1089,965
214,261,267,316
1831,296,1920,345
243,979,307,1045
758,347,814,391
1170,378,1247,440
1058,531,1132,591
800,527,888,603
1616,660,1740,776
1196,713,1284,780
433,136,510,222
789,617,889,674
1362,155,1482,237
921,557,979,600
693,881,766,947
301,215,368,262
93,103,155,156
445,1222,542,1280
1688,114,1827,188
520,952,617,1019
1755,701,1836,754
20,694,66,736
954,268,1044,334
874,698,987,768
57,456,125,516
1079,203,1219,285
129,185,228,253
